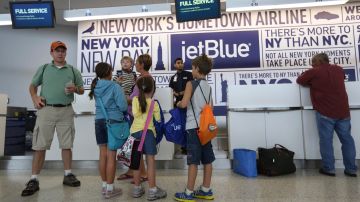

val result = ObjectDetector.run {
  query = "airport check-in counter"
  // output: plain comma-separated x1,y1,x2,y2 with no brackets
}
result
228,82,360,160
227,84,304,159
45,87,175,161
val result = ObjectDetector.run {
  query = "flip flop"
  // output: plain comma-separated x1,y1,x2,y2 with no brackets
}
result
130,177,148,184
117,173,133,180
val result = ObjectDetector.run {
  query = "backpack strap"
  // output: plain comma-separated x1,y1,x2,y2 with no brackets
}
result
69,65,77,84
138,99,155,152
40,64,49,83
198,84,211,104
97,97,110,122
190,80,201,128
41,63,76,84
190,99,199,129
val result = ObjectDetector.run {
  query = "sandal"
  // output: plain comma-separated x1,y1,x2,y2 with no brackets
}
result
117,173,133,180
130,177,148,184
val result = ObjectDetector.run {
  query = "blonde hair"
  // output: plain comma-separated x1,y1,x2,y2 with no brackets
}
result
121,56,134,66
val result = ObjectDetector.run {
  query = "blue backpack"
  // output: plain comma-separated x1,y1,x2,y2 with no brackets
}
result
164,107,187,146
154,100,165,144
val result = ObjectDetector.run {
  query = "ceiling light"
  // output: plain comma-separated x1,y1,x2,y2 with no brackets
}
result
0,14,12,26
226,0,349,12
64,3,172,22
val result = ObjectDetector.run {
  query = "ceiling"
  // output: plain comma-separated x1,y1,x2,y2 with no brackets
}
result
1,0,359,26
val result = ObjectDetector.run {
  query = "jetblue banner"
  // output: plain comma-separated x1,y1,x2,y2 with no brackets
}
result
77,3,360,115
170,31,260,70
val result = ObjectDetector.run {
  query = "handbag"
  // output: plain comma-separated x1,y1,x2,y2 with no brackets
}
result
153,99,165,144
98,98,130,150
117,99,155,168
233,149,257,177
164,107,187,146
117,135,136,167
257,144,296,176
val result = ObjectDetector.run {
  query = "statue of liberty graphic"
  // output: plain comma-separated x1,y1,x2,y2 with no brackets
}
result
220,73,228,102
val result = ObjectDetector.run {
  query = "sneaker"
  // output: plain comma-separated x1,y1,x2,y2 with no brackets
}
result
104,187,122,199
102,186,106,195
344,170,357,177
147,186,167,201
174,191,194,202
193,187,214,200
21,179,40,196
132,186,145,198
319,168,335,177
63,173,81,187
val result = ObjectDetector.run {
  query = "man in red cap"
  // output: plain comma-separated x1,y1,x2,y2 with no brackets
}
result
21,41,84,196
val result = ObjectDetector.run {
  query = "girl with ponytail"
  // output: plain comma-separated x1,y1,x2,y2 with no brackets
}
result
129,76,167,200
89,62,128,199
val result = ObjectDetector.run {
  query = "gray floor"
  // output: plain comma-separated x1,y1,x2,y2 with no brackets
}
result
0,169,359,202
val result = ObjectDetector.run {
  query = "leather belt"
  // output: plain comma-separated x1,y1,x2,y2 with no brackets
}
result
46,104,71,107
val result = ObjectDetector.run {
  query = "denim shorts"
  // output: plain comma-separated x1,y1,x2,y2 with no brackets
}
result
186,128,215,165
132,130,157,155
95,119,108,145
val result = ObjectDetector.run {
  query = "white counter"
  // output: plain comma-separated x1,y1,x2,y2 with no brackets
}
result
228,83,360,161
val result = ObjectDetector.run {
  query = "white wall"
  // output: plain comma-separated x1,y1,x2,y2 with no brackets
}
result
0,25,77,109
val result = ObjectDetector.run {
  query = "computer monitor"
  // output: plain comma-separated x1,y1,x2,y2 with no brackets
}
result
9,1,55,29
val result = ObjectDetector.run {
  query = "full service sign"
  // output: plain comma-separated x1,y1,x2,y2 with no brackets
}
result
77,3,360,115
10,2,54,28
175,0,221,22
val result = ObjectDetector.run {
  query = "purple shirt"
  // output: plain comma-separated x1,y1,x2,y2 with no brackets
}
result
128,74,155,116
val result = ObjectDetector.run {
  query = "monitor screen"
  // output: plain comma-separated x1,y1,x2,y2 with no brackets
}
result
9,1,55,29
175,0,221,23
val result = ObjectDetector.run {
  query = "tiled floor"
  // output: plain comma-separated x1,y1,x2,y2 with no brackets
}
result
0,169,359,202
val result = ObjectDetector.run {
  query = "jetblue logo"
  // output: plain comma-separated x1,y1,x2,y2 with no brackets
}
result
171,124,181,131
171,31,261,70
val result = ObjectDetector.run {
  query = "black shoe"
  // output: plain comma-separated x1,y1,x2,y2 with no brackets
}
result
319,168,335,177
63,173,81,187
344,171,357,177
181,147,187,155
21,179,39,196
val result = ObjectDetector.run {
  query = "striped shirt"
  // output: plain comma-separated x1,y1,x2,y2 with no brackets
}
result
121,71,136,96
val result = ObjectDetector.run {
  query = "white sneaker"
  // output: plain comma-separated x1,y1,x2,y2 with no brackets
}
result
132,186,145,198
104,187,122,199
147,186,167,201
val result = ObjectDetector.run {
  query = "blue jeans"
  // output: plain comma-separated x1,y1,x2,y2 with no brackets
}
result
315,112,357,173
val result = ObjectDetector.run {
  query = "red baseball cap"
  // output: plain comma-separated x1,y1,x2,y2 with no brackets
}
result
50,41,67,51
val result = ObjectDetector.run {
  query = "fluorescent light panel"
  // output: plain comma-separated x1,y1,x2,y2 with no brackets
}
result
227,0,349,12
0,14,12,25
64,3,171,21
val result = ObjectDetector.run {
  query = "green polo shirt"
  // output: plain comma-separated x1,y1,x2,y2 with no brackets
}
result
31,62,84,105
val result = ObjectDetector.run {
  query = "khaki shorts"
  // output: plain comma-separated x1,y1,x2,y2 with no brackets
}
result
32,106,75,150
